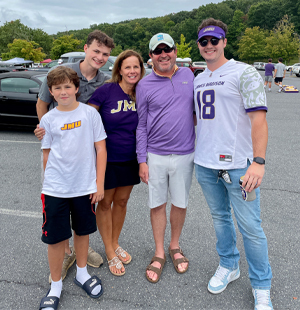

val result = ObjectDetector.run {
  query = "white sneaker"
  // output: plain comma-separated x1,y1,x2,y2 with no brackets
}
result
252,289,273,310
268,89,271,92
208,265,240,294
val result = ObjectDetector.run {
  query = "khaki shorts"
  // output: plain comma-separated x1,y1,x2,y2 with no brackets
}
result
147,152,194,209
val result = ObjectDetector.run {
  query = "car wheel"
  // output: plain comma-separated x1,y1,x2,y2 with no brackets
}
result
296,74,300,77
194,70,201,77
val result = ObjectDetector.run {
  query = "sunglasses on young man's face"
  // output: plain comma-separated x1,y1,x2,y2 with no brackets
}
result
198,37,221,47
152,46,174,55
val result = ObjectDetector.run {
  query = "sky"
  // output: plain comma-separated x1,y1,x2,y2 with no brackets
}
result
0,0,222,35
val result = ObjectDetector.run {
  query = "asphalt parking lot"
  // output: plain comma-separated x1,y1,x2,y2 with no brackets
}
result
0,71,299,310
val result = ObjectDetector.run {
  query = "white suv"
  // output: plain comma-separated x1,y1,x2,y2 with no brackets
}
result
292,64,300,77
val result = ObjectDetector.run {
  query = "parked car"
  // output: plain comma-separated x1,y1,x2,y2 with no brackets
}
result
292,64,300,77
0,63,28,74
176,58,205,76
253,62,265,70
192,61,207,69
0,71,46,127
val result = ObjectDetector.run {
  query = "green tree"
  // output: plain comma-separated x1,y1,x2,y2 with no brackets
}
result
1,39,46,61
176,34,192,58
50,35,82,59
226,10,247,59
237,26,268,61
110,44,123,56
265,15,300,63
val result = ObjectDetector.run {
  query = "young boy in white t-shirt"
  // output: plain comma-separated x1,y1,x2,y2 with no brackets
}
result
39,66,107,310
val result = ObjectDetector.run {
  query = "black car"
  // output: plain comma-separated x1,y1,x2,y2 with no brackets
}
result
0,71,46,127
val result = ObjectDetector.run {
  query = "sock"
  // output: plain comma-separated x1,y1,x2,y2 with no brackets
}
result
43,278,62,310
76,265,101,296
48,278,62,298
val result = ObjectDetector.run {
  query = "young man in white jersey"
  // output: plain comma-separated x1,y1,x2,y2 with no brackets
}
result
193,18,273,310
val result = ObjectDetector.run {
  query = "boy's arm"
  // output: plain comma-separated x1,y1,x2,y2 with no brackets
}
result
90,139,107,204
42,149,50,171
35,98,50,140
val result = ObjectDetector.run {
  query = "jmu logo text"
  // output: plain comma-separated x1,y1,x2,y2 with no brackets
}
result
61,121,81,131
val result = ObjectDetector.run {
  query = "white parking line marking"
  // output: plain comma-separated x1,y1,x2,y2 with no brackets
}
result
0,140,40,144
0,208,42,218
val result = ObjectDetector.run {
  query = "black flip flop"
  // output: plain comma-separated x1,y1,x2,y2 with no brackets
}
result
39,289,60,310
74,275,103,299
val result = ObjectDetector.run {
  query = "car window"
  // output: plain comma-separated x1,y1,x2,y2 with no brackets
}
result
0,78,39,93
100,59,114,71
46,61,58,68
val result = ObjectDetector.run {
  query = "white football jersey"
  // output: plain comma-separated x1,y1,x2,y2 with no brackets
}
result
194,59,267,169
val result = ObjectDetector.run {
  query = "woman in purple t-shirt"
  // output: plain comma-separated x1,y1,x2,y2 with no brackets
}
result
89,50,145,276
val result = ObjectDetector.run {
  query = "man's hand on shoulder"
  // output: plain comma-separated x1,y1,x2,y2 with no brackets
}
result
34,124,45,140
139,162,149,184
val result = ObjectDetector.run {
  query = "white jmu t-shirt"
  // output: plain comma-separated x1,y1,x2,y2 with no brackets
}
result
40,102,107,198
193,59,267,169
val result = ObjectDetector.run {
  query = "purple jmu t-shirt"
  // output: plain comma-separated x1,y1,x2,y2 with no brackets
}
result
265,63,275,76
89,83,138,162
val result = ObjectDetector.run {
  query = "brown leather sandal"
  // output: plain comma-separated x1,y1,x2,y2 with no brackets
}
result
145,255,166,283
168,247,189,274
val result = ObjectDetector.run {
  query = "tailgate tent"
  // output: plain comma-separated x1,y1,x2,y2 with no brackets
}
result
3,57,33,65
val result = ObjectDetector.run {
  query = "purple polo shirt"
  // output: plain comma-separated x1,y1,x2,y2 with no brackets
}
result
136,67,195,164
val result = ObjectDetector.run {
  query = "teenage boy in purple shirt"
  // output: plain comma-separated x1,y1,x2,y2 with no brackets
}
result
136,33,195,283
264,59,275,92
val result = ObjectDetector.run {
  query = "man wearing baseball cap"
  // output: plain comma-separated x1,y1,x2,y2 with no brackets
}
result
136,33,195,283
193,18,273,310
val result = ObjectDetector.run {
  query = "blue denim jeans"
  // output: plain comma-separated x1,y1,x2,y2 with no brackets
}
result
195,163,272,289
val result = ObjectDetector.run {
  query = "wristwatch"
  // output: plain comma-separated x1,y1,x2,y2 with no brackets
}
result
253,157,265,165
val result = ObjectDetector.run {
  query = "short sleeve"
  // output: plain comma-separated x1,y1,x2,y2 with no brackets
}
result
91,108,107,142
239,66,267,111
89,84,108,107
40,116,53,149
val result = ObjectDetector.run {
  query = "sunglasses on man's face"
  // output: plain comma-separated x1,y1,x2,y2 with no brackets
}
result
152,46,174,55
198,37,220,47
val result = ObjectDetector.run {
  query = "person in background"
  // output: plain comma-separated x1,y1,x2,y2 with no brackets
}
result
274,57,286,92
89,50,145,276
264,59,275,92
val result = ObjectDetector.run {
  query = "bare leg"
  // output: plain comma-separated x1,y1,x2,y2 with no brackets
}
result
73,232,88,268
48,241,65,282
147,203,167,281
64,239,71,255
96,189,125,274
169,204,188,272
112,186,133,260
